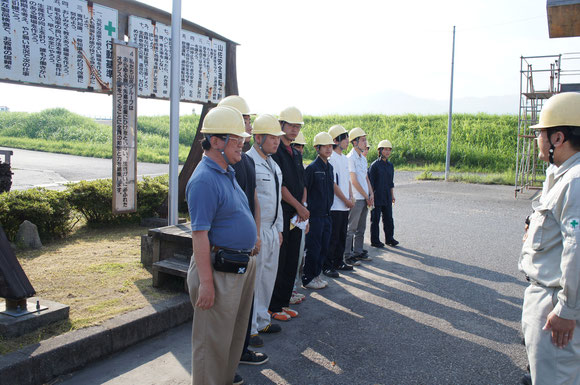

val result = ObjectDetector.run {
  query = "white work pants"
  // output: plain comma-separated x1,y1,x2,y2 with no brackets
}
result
522,284,580,385
251,226,280,335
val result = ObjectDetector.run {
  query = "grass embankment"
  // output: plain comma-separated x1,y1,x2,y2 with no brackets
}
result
0,223,178,356
0,108,523,182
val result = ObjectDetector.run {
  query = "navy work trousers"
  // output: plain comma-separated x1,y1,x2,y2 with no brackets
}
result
370,204,394,244
302,216,332,285
325,210,349,270
269,211,302,312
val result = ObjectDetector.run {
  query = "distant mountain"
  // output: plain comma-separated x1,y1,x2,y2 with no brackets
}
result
326,90,519,116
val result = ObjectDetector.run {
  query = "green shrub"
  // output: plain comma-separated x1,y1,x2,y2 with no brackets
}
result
0,188,74,241
137,175,169,218
67,175,169,226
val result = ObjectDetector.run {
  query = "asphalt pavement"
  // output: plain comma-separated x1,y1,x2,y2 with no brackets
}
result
0,146,178,190
53,173,537,385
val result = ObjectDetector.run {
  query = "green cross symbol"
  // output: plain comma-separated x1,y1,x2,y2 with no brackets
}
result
105,21,116,37
571,220,579,229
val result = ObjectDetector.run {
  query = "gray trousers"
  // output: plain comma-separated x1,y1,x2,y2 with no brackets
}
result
522,284,580,385
345,199,368,257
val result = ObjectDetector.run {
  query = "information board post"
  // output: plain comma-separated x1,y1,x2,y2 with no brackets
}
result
112,40,138,214
168,0,181,225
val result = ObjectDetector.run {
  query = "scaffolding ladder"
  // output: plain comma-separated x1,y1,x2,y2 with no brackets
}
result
514,55,560,198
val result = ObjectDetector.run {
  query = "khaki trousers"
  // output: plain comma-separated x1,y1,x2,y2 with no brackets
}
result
522,284,580,385
187,255,256,385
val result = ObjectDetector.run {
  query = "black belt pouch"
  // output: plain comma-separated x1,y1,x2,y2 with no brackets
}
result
213,249,249,274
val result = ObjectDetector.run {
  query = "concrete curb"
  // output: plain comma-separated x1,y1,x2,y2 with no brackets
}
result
0,294,193,385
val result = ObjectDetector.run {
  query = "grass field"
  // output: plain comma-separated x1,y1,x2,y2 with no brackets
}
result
0,223,178,355
0,108,519,173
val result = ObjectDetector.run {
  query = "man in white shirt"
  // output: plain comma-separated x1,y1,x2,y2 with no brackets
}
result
324,124,356,278
344,127,374,265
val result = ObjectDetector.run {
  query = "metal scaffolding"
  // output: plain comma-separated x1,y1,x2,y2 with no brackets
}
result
515,52,580,198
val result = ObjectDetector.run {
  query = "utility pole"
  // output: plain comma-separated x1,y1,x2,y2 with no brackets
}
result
445,26,456,181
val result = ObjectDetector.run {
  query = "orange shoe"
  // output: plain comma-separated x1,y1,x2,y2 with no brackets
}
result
269,310,291,321
282,307,299,318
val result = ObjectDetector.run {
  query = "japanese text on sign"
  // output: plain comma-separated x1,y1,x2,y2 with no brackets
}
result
112,40,137,214
0,0,117,92
128,16,226,103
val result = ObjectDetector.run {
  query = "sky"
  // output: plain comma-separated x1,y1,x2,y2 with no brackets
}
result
1,0,580,117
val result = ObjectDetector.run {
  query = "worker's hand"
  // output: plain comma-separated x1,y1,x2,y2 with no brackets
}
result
344,198,355,209
392,195,396,204
543,311,576,348
366,195,374,208
195,282,215,310
279,232,283,245
297,205,310,222
254,236,261,254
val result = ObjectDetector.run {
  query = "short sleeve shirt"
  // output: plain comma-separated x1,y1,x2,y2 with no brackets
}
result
304,157,334,217
347,148,369,200
329,151,350,211
185,156,257,251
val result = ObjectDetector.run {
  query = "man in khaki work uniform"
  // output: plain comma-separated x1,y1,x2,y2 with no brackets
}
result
519,92,580,385
186,106,257,385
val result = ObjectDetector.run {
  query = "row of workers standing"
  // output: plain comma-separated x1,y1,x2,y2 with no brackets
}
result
184,95,398,385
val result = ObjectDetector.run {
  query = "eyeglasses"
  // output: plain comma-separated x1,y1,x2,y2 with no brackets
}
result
533,129,545,138
215,135,245,145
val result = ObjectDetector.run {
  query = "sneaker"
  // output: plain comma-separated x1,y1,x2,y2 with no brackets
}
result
323,269,340,278
233,373,244,385
290,294,303,305
314,276,329,286
371,242,385,248
240,350,269,365
336,262,354,271
269,310,291,321
355,253,373,261
386,239,399,246
282,307,299,317
345,257,361,266
249,334,263,347
292,291,305,300
303,279,325,289
259,323,282,334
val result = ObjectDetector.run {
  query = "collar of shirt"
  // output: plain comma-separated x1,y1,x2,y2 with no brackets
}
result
201,155,236,183
314,156,330,170
284,144,293,156
553,152,580,180
247,147,270,167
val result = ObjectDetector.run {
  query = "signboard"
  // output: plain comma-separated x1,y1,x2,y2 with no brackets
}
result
0,0,117,92
112,40,137,214
128,16,226,103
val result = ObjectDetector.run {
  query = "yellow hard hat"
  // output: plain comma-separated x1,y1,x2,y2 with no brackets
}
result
328,124,348,140
292,131,307,145
201,106,250,137
349,127,366,142
279,106,304,125
313,132,334,147
252,114,285,136
218,95,252,115
531,92,580,130
377,139,393,149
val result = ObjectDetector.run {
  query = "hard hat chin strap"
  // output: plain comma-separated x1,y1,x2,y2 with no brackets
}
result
218,134,232,165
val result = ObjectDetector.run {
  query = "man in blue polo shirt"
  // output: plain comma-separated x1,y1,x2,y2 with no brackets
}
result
186,106,258,385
